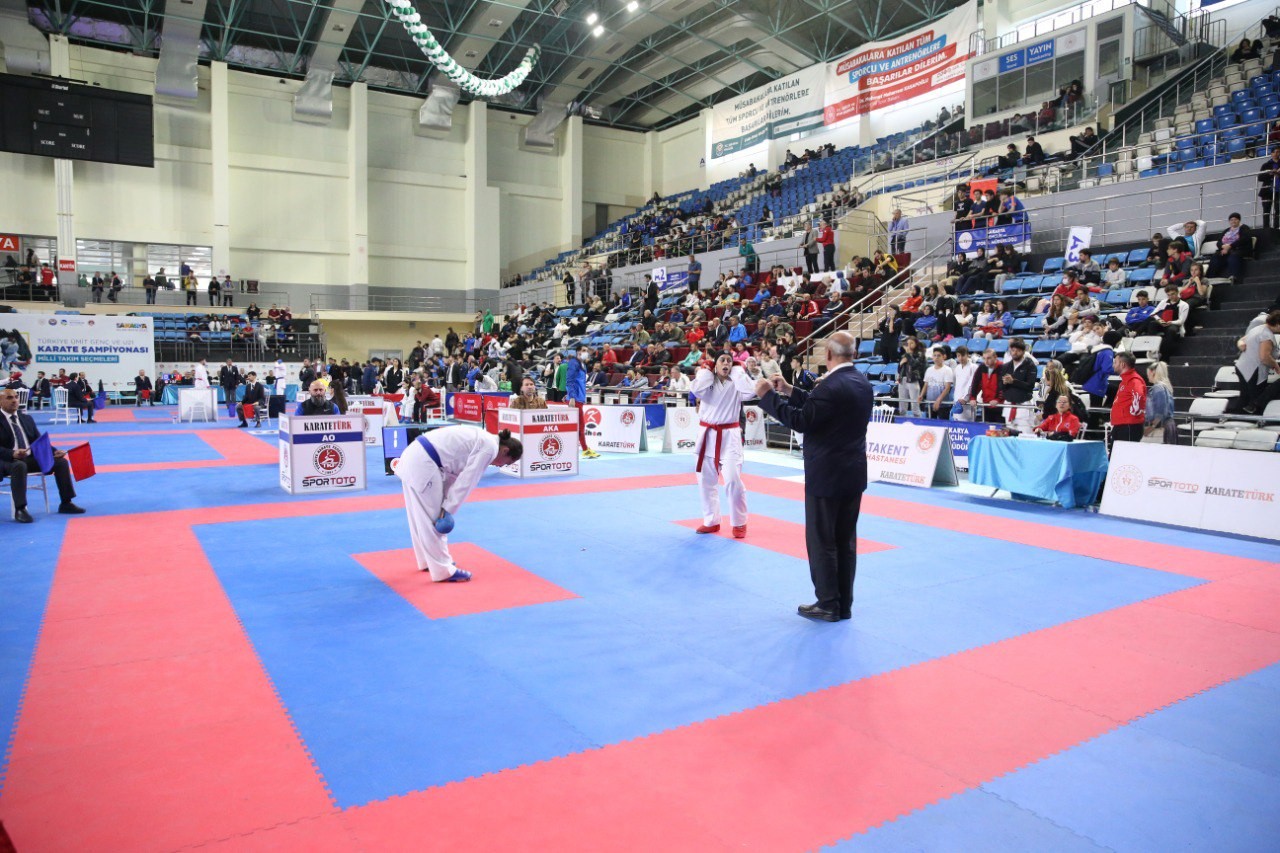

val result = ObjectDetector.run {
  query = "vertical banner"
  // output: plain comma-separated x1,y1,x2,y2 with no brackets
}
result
662,406,700,453
1,313,154,392
823,2,976,124
710,65,828,158
1064,226,1093,264
743,406,767,449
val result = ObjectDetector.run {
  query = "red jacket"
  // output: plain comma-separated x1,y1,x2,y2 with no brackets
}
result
1111,369,1147,426
817,226,835,247
1037,412,1081,437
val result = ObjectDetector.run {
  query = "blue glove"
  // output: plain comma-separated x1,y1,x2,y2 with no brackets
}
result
434,511,455,535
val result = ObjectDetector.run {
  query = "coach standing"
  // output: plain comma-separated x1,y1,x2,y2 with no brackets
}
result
755,331,872,622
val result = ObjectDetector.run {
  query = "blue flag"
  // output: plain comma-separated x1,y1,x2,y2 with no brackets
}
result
29,432,55,474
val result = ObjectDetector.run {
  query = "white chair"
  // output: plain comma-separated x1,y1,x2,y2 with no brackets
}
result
871,404,895,424
0,470,50,514
50,387,78,425
1129,335,1163,360
1232,428,1280,452
1195,428,1238,448
14,387,29,413
1261,399,1280,424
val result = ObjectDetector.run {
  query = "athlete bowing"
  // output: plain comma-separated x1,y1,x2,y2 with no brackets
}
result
690,352,756,538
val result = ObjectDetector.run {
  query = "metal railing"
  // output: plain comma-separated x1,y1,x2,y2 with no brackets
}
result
309,292,492,316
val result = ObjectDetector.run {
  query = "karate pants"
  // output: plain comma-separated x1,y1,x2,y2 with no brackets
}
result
698,427,747,527
395,439,457,581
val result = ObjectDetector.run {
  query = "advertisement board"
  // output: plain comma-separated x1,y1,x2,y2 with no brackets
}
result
662,406,700,453
582,404,647,454
865,422,958,487
897,416,990,471
277,413,367,494
498,407,580,477
1101,443,1279,541
954,223,1032,254
1,312,154,392
823,2,976,124
452,392,484,422
348,395,391,446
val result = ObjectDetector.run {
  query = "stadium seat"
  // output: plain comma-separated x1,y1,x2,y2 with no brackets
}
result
1042,257,1064,274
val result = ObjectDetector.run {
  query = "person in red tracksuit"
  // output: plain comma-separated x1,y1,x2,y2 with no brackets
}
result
1109,352,1147,445
817,221,836,272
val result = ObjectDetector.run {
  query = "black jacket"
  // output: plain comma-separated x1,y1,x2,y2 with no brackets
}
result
0,411,47,466
241,381,266,406
219,365,240,390
758,364,872,498
1000,356,1037,405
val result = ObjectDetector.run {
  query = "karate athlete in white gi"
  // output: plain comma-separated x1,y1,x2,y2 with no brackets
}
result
192,359,210,390
394,425,522,582
690,352,756,538
272,359,287,395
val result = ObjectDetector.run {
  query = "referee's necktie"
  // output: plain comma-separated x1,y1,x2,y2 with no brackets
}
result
10,414,27,450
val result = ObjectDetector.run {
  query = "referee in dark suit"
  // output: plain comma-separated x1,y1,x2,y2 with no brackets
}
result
1,388,85,523
755,331,872,622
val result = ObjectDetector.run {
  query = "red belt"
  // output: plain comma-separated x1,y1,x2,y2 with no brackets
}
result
695,421,738,473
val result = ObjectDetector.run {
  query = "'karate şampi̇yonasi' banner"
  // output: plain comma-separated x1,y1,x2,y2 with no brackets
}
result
823,2,976,125
711,65,827,159
1,313,155,392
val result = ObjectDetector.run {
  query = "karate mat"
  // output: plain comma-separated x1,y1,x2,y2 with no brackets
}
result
1,407,1278,851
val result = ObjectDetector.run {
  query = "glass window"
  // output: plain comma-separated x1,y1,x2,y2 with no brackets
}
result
75,239,126,277
1098,39,1121,78
22,236,56,266
973,77,999,115
1097,16,1124,40
146,244,212,280
1025,61,1056,101
997,71,1024,111
1055,51,1086,89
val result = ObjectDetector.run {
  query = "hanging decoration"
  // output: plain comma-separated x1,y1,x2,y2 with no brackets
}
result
384,0,540,99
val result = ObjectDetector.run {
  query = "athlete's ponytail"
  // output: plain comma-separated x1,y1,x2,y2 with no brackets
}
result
497,429,524,461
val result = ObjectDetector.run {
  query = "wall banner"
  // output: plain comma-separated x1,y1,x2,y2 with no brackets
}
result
710,65,827,159
823,2,977,125
1,313,155,392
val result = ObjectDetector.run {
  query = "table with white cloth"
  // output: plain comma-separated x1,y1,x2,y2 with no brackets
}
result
967,436,1109,508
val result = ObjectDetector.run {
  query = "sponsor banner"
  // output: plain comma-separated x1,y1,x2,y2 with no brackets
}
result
582,404,646,454
1064,226,1093,264
824,2,976,124
897,416,989,471
452,392,484,422
348,395,390,446
710,65,827,159
499,407,580,477
57,258,76,272
1101,443,1279,541
743,406,767,449
865,422,958,488
662,406,700,454
277,413,368,494
1,312,155,392
650,267,689,293
955,223,1032,254
0,234,18,252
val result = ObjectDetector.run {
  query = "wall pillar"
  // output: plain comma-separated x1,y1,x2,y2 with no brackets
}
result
465,101,500,297
560,114,583,252
347,81,369,299
49,35,76,290
210,61,231,277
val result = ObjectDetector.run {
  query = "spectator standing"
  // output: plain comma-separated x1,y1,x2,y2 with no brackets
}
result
818,219,836,272
1110,353,1147,444
1144,361,1178,444
1232,309,1280,413
1000,338,1037,433
888,210,909,254
801,222,819,274
897,336,926,416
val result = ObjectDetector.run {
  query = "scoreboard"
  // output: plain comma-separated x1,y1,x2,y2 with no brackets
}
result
0,73,154,167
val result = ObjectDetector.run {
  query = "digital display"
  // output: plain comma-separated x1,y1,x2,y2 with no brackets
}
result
0,72,154,167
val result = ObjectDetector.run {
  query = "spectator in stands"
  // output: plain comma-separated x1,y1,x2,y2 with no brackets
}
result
1231,309,1280,413
90,272,104,303
920,348,954,419
1125,290,1157,330
1001,338,1037,433
1069,249,1101,285
1102,257,1127,289
913,304,940,340
1022,136,1046,166
1068,127,1098,159
991,244,1022,290
969,348,1005,423
897,336,926,416
952,184,973,222
1142,284,1191,355
818,220,836,272
1078,329,1120,418
1259,148,1280,230
957,248,990,295
1109,352,1147,444
1058,317,1101,370
995,189,1027,227
1180,262,1212,322
383,358,406,394
1143,361,1177,444
1043,294,1070,338
888,209,909,254
1144,231,1171,268
1167,219,1206,256
1231,37,1262,64
801,222,819,274
1036,360,1078,419
876,305,906,361
1207,212,1253,283
997,144,1021,170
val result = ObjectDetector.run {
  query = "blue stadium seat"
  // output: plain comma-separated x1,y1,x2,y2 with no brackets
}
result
1129,267,1156,284
1226,138,1248,157
1042,257,1064,274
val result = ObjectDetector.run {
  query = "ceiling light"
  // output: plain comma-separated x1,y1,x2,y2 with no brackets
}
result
592,24,605,36
627,1,639,10
586,11,599,24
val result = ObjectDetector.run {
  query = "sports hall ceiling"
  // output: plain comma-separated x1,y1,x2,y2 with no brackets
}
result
23,0,968,130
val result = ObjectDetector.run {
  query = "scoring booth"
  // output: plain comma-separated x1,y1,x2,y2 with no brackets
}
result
278,412,368,494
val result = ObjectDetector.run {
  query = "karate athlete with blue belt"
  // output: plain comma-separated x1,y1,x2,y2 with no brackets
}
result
394,425,523,582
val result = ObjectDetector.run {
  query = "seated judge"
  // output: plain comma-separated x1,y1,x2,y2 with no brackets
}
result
237,371,266,427
294,380,340,416
1,388,85,523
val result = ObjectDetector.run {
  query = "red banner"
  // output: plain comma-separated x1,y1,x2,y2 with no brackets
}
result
453,393,483,422
823,51,969,124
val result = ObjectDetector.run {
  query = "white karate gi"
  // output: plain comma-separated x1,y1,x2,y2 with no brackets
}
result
395,425,498,581
272,362,287,395
192,363,210,390
689,365,755,528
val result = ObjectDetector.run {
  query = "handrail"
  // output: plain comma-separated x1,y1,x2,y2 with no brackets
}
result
792,236,956,368
309,292,490,315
